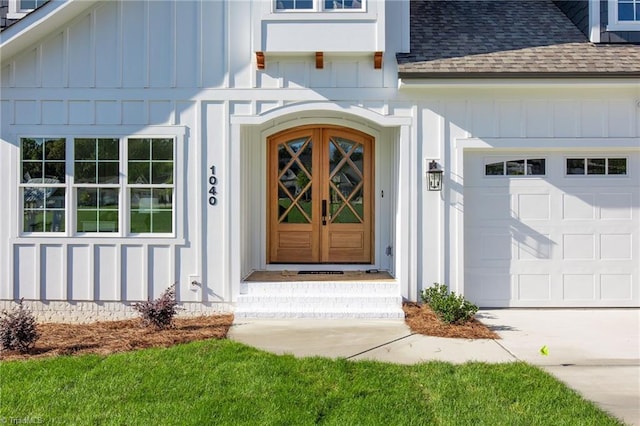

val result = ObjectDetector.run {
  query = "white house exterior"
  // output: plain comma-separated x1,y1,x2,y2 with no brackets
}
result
1,0,639,322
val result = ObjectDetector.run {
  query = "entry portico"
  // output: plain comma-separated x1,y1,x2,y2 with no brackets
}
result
228,103,417,309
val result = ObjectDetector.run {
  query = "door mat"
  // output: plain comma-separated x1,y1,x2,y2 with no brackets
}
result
298,271,344,275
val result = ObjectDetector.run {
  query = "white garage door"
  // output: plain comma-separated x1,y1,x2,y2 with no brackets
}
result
464,151,639,308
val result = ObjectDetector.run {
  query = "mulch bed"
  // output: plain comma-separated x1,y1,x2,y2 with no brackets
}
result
403,302,499,340
0,314,234,362
2,304,498,361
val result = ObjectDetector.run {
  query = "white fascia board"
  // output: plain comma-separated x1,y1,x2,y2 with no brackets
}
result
398,78,640,90
0,0,99,63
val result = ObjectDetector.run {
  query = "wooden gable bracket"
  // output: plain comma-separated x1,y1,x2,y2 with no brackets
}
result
374,52,383,69
315,52,324,69
256,52,265,70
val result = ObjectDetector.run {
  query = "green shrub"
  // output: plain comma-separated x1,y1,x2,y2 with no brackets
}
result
0,299,40,353
420,283,478,324
133,284,180,330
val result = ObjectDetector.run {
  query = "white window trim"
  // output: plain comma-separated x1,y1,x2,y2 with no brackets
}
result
607,0,640,31
564,156,629,176
273,0,367,14
15,127,185,240
483,157,548,177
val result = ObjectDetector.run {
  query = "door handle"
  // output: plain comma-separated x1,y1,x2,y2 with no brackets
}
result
322,200,327,225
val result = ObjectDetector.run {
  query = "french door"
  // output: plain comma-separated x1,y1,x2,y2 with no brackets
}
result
268,126,374,264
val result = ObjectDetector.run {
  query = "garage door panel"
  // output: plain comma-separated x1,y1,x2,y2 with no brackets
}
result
464,151,639,308
562,234,596,260
517,274,551,301
600,193,633,219
563,193,596,220
562,274,596,301
600,274,634,301
515,232,552,260
600,234,632,260
517,193,550,220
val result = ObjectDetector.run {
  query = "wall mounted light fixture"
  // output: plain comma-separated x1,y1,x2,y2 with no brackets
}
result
427,160,443,191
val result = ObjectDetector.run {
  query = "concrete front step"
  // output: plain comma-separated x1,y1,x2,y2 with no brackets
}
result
236,280,404,319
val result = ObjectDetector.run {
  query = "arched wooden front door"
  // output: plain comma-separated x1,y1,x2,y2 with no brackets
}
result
268,126,374,264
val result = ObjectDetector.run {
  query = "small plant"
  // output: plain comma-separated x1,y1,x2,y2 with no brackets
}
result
0,299,40,353
421,283,478,325
133,284,180,330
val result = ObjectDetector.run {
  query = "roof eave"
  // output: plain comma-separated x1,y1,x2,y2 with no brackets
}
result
1,0,99,63
398,71,640,80
398,72,640,89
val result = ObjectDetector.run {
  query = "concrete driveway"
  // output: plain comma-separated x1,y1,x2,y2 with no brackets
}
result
478,309,640,426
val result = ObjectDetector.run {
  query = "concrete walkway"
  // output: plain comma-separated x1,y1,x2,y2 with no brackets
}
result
228,309,640,425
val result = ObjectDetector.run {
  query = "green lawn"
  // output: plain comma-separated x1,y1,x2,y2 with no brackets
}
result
1,340,620,425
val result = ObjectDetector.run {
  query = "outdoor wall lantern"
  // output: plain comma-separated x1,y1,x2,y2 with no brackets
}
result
427,160,443,191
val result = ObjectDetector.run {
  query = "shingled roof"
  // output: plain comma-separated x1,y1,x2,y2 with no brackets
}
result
397,0,640,78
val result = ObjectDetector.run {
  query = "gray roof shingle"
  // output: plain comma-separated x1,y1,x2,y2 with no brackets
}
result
397,0,640,77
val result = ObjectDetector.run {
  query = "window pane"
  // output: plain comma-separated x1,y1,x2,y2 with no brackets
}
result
485,162,504,175
22,162,43,182
98,138,119,160
75,161,96,183
130,188,172,233
44,138,65,160
75,138,95,160
325,0,362,9
100,188,119,209
128,139,150,160
44,162,65,182
22,138,43,160
152,211,173,233
129,162,150,184
98,210,118,232
21,0,37,10
566,159,585,175
24,210,65,233
152,139,173,160
277,0,312,9
587,158,606,175
156,188,173,208
98,162,119,184
608,158,627,175
77,210,98,232
295,0,313,9
506,160,525,175
151,162,173,184
78,188,98,208
619,2,634,20
127,138,174,234
130,188,153,233
23,188,65,233
527,159,546,175
277,0,294,9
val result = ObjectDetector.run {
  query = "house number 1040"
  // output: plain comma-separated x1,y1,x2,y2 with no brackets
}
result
208,165,218,206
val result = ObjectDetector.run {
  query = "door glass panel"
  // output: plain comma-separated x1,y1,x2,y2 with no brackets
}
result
277,137,313,223
329,137,364,224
